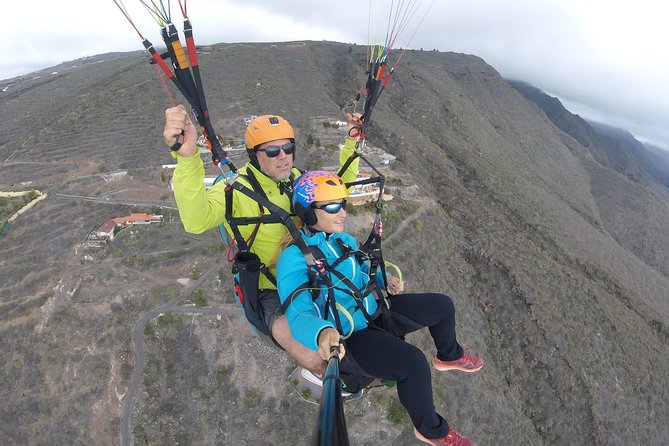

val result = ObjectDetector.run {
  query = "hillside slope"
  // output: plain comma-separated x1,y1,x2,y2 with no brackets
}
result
510,80,669,278
1,41,668,445
588,120,669,189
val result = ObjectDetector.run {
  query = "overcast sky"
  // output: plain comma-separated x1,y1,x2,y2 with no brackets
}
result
3,0,668,149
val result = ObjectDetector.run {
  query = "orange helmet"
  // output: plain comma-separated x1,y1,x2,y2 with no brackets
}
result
245,115,295,150
293,170,349,226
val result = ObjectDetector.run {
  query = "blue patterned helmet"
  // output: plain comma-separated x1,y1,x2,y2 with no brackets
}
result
292,170,348,225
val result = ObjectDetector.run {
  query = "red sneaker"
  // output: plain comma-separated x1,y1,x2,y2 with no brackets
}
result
414,427,477,446
432,353,483,373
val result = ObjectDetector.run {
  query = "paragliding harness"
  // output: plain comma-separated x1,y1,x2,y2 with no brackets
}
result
279,214,421,393
338,153,422,341
115,0,435,415
278,34,434,382
220,168,300,338
114,0,279,337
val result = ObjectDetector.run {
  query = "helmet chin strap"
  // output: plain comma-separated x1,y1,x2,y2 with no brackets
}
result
303,225,330,238
248,150,262,171
303,226,316,236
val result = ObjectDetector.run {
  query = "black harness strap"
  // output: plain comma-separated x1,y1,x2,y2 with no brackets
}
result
324,267,377,325
225,172,285,252
279,241,379,334
245,169,272,213
225,170,317,269
331,238,385,301
337,149,389,296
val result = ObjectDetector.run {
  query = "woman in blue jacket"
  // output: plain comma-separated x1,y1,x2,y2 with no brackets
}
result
276,170,482,446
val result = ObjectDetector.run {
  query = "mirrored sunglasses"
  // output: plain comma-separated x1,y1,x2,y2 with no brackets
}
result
312,199,347,214
255,142,296,158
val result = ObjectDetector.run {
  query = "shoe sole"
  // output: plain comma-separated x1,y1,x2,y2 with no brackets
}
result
414,428,437,445
300,368,324,386
414,427,478,446
432,359,483,373
300,368,357,398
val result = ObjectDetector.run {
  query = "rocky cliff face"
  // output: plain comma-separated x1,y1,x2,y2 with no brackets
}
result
1,41,667,445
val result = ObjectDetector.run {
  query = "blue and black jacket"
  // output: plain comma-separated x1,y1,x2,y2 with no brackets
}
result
276,230,385,351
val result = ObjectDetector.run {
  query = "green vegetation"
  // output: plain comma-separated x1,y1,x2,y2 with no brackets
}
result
157,313,178,327
243,389,262,408
124,255,146,268
215,366,231,387
143,322,155,337
386,397,410,426
120,363,132,381
0,192,39,222
382,199,419,234
142,352,161,388
108,244,124,258
193,289,207,307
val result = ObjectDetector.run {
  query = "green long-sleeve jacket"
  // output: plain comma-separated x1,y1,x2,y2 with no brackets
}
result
172,138,360,289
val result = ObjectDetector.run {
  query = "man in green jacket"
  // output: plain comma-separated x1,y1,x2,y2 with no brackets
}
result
163,105,359,373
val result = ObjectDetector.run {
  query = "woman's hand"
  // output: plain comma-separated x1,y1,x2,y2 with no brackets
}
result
317,327,345,360
386,274,405,294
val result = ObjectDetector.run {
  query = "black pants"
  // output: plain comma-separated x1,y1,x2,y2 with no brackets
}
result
343,292,464,439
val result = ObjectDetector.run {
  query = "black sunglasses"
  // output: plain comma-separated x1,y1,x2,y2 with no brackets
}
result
312,199,347,214
255,141,296,158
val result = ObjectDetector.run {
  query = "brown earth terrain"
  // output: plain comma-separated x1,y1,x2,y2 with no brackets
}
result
1,41,669,445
